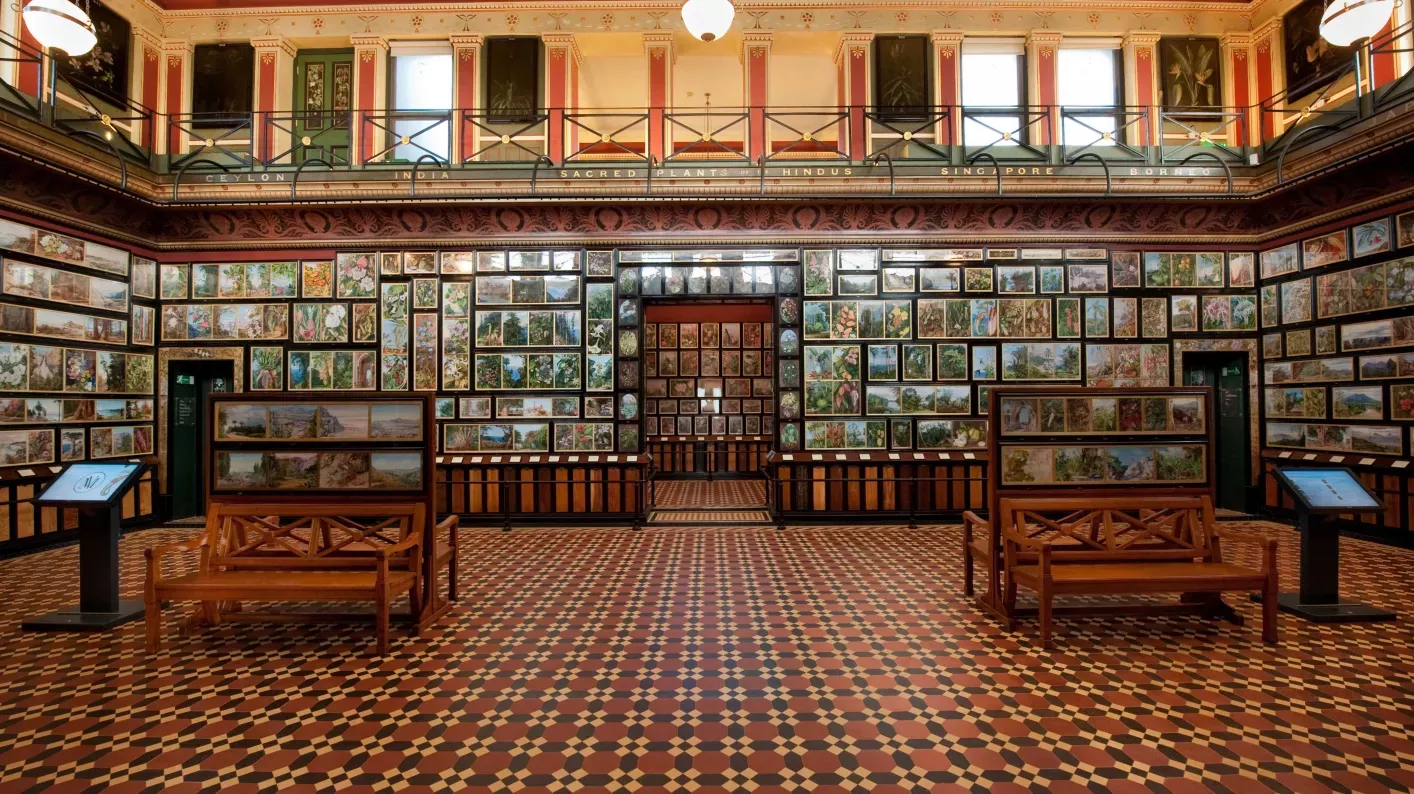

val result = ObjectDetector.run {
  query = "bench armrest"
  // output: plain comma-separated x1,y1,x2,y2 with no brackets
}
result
376,531,424,560
961,510,988,529
1214,529,1279,569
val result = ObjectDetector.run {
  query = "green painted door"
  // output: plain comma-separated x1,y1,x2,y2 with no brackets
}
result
1183,354,1249,513
292,50,354,165
168,361,232,520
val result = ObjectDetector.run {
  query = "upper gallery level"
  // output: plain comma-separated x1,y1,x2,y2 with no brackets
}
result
0,0,1411,203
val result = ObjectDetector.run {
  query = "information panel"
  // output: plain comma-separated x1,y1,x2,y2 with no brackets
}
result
1275,467,1381,513
34,463,144,507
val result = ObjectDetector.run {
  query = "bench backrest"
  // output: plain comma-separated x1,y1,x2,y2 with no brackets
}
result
202,501,426,570
998,495,1220,564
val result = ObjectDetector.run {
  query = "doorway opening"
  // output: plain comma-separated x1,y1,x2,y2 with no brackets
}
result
166,359,234,521
1182,352,1252,515
643,299,775,520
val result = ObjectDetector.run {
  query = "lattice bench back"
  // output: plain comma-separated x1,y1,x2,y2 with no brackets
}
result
998,495,1220,564
204,502,426,570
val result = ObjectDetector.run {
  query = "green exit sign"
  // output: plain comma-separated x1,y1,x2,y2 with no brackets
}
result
1223,365,1242,376
176,374,194,385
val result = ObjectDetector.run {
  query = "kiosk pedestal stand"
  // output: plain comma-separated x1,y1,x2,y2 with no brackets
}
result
1273,467,1396,624
21,463,148,631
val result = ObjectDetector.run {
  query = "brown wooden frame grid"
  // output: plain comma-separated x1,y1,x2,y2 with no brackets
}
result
765,451,988,527
436,456,651,530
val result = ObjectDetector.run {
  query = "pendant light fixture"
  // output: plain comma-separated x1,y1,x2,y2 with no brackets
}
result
681,0,735,42
1319,0,1395,46
22,0,96,56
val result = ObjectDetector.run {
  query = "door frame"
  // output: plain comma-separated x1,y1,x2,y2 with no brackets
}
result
156,347,245,495
291,48,355,165
1174,339,1259,487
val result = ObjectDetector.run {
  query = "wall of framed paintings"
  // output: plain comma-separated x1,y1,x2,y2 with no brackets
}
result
3,194,1414,534
0,216,154,472
1258,210,1414,463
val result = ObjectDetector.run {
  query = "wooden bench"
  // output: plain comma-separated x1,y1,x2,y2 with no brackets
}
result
144,503,458,655
964,496,1277,649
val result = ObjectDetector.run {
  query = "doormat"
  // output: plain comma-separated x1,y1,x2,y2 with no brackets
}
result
647,510,773,525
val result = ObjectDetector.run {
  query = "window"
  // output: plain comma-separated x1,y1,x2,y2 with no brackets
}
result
960,46,1024,147
191,45,254,121
1057,48,1122,147
389,43,453,161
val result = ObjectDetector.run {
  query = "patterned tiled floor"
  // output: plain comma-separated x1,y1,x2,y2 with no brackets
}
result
3,521,1414,793
652,479,767,508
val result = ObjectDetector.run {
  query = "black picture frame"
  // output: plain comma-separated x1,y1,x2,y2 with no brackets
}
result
1273,466,1383,515
192,44,255,120
873,35,931,122
1159,37,1222,110
1282,0,1354,100
485,37,542,123
56,0,131,108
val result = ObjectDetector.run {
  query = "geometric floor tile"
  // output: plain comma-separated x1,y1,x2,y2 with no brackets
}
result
652,479,767,508
2,520,1413,793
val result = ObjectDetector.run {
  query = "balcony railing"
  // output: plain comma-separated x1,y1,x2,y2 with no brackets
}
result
0,21,1411,192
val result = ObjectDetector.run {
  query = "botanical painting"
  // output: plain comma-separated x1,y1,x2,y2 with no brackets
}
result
57,1,131,107
1283,0,1353,98
873,35,930,120
1160,38,1221,109
486,37,541,122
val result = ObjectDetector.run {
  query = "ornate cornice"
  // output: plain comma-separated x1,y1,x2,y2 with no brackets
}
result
251,35,298,59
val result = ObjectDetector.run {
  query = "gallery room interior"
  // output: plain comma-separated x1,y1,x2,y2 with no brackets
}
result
0,0,1413,789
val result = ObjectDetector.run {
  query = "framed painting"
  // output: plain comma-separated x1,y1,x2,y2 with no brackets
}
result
1159,37,1221,110
872,35,930,121
1282,0,1353,99
486,37,541,123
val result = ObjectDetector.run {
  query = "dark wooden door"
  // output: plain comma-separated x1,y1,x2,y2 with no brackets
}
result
168,361,232,519
1184,353,1249,513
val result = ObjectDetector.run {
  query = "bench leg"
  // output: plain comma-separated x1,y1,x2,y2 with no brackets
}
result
145,595,161,653
1263,573,1279,645
449,547,459,602
409,579,424,638
962,536,974,598
1038,584,1053,650
375,591,390,656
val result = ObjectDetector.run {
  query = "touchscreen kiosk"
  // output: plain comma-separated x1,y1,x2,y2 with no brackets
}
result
22,462,149,631
1271,466,1394,623
1273,468,1382,513
34,463,144,507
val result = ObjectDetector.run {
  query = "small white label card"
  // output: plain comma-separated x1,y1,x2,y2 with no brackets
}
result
1394,460,1410,469
1360,458,1376,466
1329,455,1345,463
1278,452,1291,458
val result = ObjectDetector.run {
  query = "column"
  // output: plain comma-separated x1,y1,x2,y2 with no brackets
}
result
351,36,388,165
1369,0,1411,91
162,41,193,159
1252,18,1280,144
252,36,296,164
932,32,963,147
451,34,483,163
1220,32,1255,148
134,30,162,151
543,33,580,163
1122,32,1160,148
643,32,674,163
740,32,771,161
834,32,872,159
8,2,41,98
1026,31,1062,146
